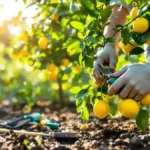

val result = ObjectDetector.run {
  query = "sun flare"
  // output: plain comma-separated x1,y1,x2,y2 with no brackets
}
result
0,0,25,25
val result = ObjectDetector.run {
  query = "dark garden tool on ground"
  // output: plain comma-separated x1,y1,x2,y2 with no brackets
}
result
0,128,80,139
0,113,59,130
0,113,41,129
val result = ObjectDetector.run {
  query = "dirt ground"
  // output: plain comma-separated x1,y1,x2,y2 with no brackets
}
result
0,100,150,150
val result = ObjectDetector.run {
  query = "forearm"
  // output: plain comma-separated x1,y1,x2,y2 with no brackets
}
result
104,5,129,44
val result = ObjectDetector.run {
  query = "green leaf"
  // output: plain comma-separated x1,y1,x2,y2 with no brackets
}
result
64,38,80,52
69,86,81,94
70,21,84,31
79,53,83,65
76,99,85,113
110,103,118,116
121,28,130,45
97,84,108,95
81,105,89,121
141,30,150,41
80,42,86,50
84,55,94,68
58,3,69,15
106,37,116,43
136,108,149,131
76,99,84,107
65,38,80,47
76,86,90,100
144,14,150,21
85,15,95,27
122,0,132,5
87,47,95,56
85,36,97,43
130,32,145,45
139,4,150,16
80,0,99,17
99,6,113,23
130,47,144,55
87,20,100,30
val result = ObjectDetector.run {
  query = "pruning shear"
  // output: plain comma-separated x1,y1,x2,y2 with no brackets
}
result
0,113,59,130
96,63,117,85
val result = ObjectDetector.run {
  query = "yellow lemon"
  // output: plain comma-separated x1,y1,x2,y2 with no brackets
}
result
93,100,110,119
130,7,139,19
40,120,46,126
38,37,49,50
20,32,28,43
61,58,70,67
140,93,150,106
48,63,57,72
73,65,82,74
119,40,136,54
20,46,29,57
133,17,149,34
121,99,139,119
52,13,59,23
49,72,57,81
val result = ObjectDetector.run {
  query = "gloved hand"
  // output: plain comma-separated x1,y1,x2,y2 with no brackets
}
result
107,63,150,101
92,43,118,83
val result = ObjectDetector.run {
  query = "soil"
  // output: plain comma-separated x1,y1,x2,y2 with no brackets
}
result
0,100,150,150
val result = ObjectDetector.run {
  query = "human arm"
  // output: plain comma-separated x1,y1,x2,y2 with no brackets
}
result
92,5,129,82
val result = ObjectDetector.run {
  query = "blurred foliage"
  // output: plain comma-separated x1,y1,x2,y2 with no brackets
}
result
0,0,94,108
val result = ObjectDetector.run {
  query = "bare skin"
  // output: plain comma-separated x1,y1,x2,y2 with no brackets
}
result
104,5,129,43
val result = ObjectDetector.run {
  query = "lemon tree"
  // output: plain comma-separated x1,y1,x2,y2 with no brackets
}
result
69,0,150,131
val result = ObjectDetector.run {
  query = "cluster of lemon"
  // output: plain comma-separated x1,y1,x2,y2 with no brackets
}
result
119,7,150,54
47,59,71,81
93,93,150,119
38,36,83,82
118,93,150,118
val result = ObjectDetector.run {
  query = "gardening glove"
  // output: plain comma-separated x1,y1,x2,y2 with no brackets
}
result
92,43,118,83
107,63,150,101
